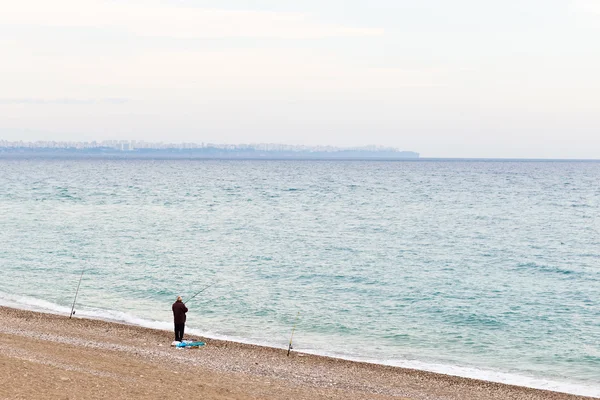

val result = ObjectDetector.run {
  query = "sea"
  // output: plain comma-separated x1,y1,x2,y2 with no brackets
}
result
0,158,598,397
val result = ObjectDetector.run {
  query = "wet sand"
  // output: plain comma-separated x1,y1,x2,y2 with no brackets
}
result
0,306,595,400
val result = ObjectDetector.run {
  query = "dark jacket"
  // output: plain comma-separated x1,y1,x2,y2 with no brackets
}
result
172,301,188,324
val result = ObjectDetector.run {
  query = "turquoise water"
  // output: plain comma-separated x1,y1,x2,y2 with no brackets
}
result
0,159,599,396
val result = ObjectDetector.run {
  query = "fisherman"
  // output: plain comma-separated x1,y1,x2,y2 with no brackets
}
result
172,296,188,342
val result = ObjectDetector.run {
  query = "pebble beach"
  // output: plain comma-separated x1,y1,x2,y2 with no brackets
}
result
0,306,595,400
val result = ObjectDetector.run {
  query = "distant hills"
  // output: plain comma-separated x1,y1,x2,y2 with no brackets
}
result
0,141,419,160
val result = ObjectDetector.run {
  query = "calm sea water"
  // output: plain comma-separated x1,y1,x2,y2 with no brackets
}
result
0,159,598,396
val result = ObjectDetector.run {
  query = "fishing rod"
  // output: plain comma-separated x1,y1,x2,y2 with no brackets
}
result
69,267,85,319
184,282,217,305
287,311,300,357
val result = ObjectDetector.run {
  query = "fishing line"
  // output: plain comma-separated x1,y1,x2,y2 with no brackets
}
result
184,281,218,305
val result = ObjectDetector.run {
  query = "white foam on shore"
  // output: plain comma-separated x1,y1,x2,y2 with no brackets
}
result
1,292,598,398
0,292,72,315
306,351,600,398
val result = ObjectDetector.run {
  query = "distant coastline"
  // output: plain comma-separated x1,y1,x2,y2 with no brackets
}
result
0,145,420,160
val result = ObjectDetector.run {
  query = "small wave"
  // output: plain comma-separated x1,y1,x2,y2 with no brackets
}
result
570,203,591,208
444,312,506,329
370,357,600,398
0,291,172,332
53,187,82,201
250,255,273,262
286,348,600,398
515,262,580,277
0,292,71,314
382,333,410,340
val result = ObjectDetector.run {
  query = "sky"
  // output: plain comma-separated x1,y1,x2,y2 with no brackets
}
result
1,0,599,158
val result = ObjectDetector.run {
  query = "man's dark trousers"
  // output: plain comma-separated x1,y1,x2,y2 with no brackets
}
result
174,323,185,341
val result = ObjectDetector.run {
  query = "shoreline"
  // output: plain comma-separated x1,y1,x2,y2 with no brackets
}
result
0,306,596,400
2,296,597,397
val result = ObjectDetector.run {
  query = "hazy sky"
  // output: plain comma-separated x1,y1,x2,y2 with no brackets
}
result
1,0,599,158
